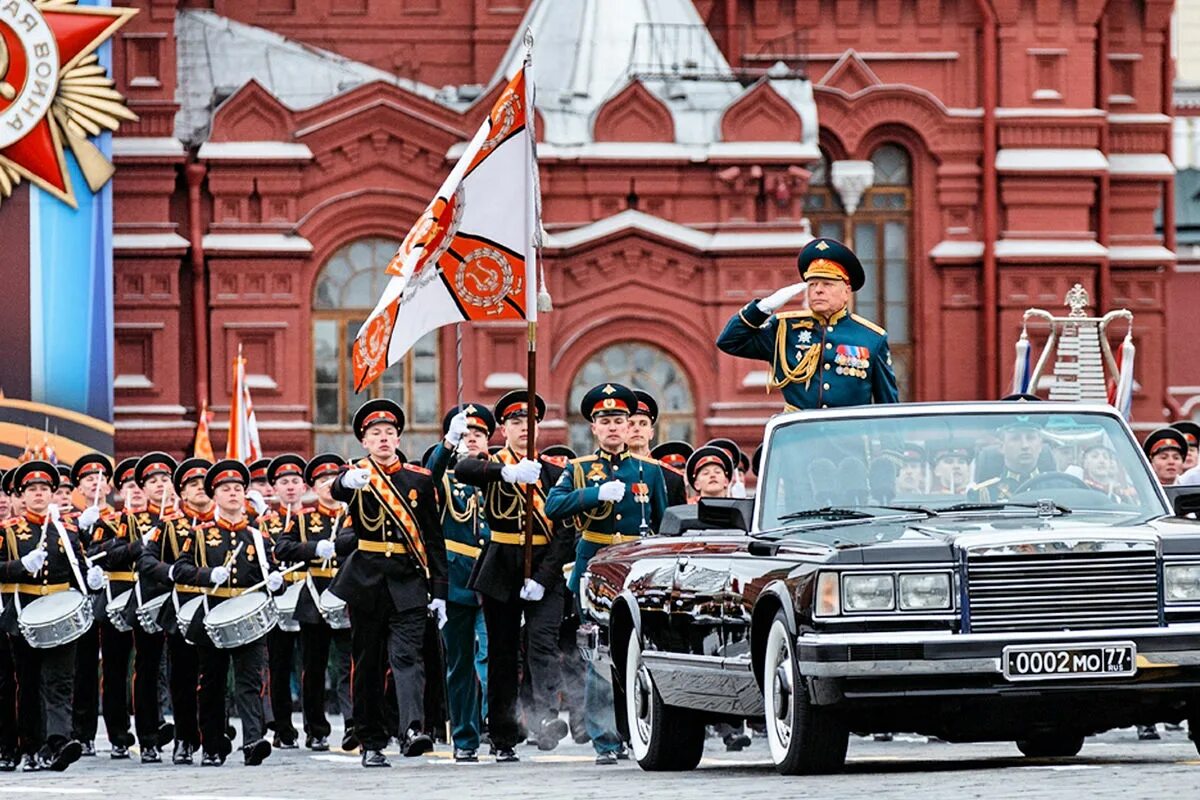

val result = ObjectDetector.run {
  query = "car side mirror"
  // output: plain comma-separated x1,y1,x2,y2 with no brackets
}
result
697,497,754,532
1165,486,1200,517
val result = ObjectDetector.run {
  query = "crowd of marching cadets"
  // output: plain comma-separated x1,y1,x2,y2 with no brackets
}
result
0,384,766,772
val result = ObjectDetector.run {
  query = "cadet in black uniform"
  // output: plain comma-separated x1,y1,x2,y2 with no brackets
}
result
0,470,13,772
454,390,575,761
0,461,105,772
330,399,448,768
274,453,352,751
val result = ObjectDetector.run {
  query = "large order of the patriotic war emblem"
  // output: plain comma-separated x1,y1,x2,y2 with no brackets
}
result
0,0,137,208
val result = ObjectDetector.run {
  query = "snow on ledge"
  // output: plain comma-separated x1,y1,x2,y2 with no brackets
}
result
198,141,314,161
113,233,191,251
994,239,1108,259
1107,245,1176,262
1107,154,1175,176
545,209,812,254
112,137,185,157
929,241,984,260
996,148,1108,172
202,233,314,253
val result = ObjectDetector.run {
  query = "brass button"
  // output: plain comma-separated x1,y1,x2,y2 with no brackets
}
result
821,404,828,408
823,383,830,390
824,363,830,371
825,343,832,350
616,514,622,521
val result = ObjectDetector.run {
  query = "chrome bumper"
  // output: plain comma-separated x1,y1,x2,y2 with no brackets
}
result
796,623,1200,678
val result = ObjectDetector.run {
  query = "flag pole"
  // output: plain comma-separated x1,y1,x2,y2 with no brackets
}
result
522,30,539,581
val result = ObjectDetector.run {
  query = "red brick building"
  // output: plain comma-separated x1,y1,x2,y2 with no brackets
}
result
111,0,1185,461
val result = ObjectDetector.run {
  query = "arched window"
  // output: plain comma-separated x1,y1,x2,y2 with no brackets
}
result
566,344,694,456
803,141,914,398
312,237,440,458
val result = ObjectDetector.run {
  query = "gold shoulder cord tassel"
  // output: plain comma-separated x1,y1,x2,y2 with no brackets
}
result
769,321,821,391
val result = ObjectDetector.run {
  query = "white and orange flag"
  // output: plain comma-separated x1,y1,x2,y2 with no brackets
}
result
193,400,216,462
352,65,539,392
226,347,262,463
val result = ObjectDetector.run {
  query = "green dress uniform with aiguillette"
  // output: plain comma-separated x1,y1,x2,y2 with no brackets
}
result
716,237,899,410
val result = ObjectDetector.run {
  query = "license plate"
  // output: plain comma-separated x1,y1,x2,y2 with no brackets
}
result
1002,642,1137,681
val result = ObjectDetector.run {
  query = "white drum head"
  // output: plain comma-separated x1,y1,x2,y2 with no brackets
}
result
22,591,84,624
205,591,270,626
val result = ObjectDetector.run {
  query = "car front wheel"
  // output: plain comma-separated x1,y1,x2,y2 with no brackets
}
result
763,609,848,774
624,628,704,771
1015,733,1085,758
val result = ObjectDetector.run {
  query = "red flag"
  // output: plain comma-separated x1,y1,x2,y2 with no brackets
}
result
194,401,215,461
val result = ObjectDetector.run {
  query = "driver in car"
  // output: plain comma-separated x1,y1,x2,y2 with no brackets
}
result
969,416,1044,501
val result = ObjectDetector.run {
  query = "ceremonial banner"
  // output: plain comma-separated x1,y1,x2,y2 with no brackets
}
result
352,65,539,392
193,400,215,461
226,348,262,463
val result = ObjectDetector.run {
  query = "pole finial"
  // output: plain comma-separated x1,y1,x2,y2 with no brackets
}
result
523,27,534,51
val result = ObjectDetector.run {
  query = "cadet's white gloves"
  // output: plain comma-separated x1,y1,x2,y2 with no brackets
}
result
209,565,231,586
266,571,284,592
340,468,370,490
730,478,748,499
757,282,807,315
315,539,336,560
21,549,47,575
520,579,545,602
427,598,448,629
597,481,626,503
501,459,541,485
444,411,470,447
246,490,268,516
86,565,105,591
77,505,101,531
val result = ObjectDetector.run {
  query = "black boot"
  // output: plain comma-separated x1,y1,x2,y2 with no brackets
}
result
401,729,433,758
172,741,194,766
243,739,272,766
48,740,82,772
361,749,390,768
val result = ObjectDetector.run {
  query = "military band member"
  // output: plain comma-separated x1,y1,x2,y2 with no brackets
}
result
1172,421,1200,472
273,453,353,751
136,457,213,765
425,404,493,763
260,454,308,749
717,237,899,411
62,461,102,757
330,399,448,767
3,469,24,518
686,445,733,499
172,460,283,767
705,438,748,498
0,461,105,772
0,469,13,773
1144,428,1187,487
545,383,670,765
453,391,573,761
627,391,688,506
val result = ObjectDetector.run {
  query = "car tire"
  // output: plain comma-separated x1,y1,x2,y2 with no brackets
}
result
624,629,704,771
763,609,848,775
1015,734,1085,758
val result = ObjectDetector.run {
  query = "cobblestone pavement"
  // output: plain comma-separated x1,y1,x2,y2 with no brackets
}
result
9,720,1198,800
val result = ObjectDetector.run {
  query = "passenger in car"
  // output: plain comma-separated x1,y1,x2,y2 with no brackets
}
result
1080,444,1137,501
968,417,1046,501
929,440,973,495
684,446,733,500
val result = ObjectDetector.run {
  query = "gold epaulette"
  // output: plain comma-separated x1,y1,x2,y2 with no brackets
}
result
570,455,599,465
776,310,813,320
850,313,886,336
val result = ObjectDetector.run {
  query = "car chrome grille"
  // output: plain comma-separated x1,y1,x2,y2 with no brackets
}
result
966,547,1159,633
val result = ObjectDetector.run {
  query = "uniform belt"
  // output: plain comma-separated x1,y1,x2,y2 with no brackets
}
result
581,530,640,546
357,540,408,556
445,540,482,559
106,571,136,583
489,532,548,547
284,570,307,583
199,586,246,598
0,582,71,596
175,585,202,595
307,567,337,578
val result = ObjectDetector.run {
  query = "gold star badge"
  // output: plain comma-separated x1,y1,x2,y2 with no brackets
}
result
464,404,476,414
602,384,616,395
816,240,829,251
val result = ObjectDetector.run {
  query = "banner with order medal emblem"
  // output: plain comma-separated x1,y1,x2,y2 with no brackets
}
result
0,0,137,466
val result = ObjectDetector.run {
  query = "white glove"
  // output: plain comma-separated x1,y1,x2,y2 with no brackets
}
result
86,565,105,590
731,478,748,499
266,571,284,592
47,503,61,523
20,549,47,575
519,579,545,602
756,282,807,314
597,480,626,503
427,598,448,629
77,505,101,530
340,468,370,490
209,565,230,586
500,459,541,485
246,490,268,516
444,411,470,447
315,539,336,560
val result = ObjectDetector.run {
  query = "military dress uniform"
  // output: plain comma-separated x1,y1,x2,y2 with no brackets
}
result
716,237,899,411
0,462,95,772
631,392,688,507
329,399,448,767
171,460,279,767
545,384,670,763
453,391,575,759
134,456,212,765
0,470,15,772
272,454,354,750
424,404,494,761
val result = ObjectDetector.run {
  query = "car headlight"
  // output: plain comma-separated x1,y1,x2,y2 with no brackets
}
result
898,572,953,610
1165,565,1200,603
842,574,895,612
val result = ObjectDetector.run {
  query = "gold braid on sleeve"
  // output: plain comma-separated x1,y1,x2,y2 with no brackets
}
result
769,320,821,391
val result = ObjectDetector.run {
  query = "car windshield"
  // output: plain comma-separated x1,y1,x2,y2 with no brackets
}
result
757,409,1167,530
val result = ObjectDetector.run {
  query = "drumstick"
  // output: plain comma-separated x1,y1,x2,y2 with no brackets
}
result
240,561,305,595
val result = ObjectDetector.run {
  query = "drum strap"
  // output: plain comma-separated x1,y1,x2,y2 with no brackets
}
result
53,516,87,595
249,527,272,584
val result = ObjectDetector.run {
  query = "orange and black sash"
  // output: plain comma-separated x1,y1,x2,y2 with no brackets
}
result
357,457,430,578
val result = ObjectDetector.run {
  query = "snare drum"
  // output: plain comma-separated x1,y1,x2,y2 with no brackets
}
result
18,590,94,649
203,592,279,649
317,589,351,630
276,582,302,633
106,589,134,633
177,595,205,644
136,593,169,634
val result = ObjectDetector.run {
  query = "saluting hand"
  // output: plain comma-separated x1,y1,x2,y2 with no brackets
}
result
757,282,807,314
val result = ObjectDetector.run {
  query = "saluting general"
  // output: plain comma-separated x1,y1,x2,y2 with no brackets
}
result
717,237,899,410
